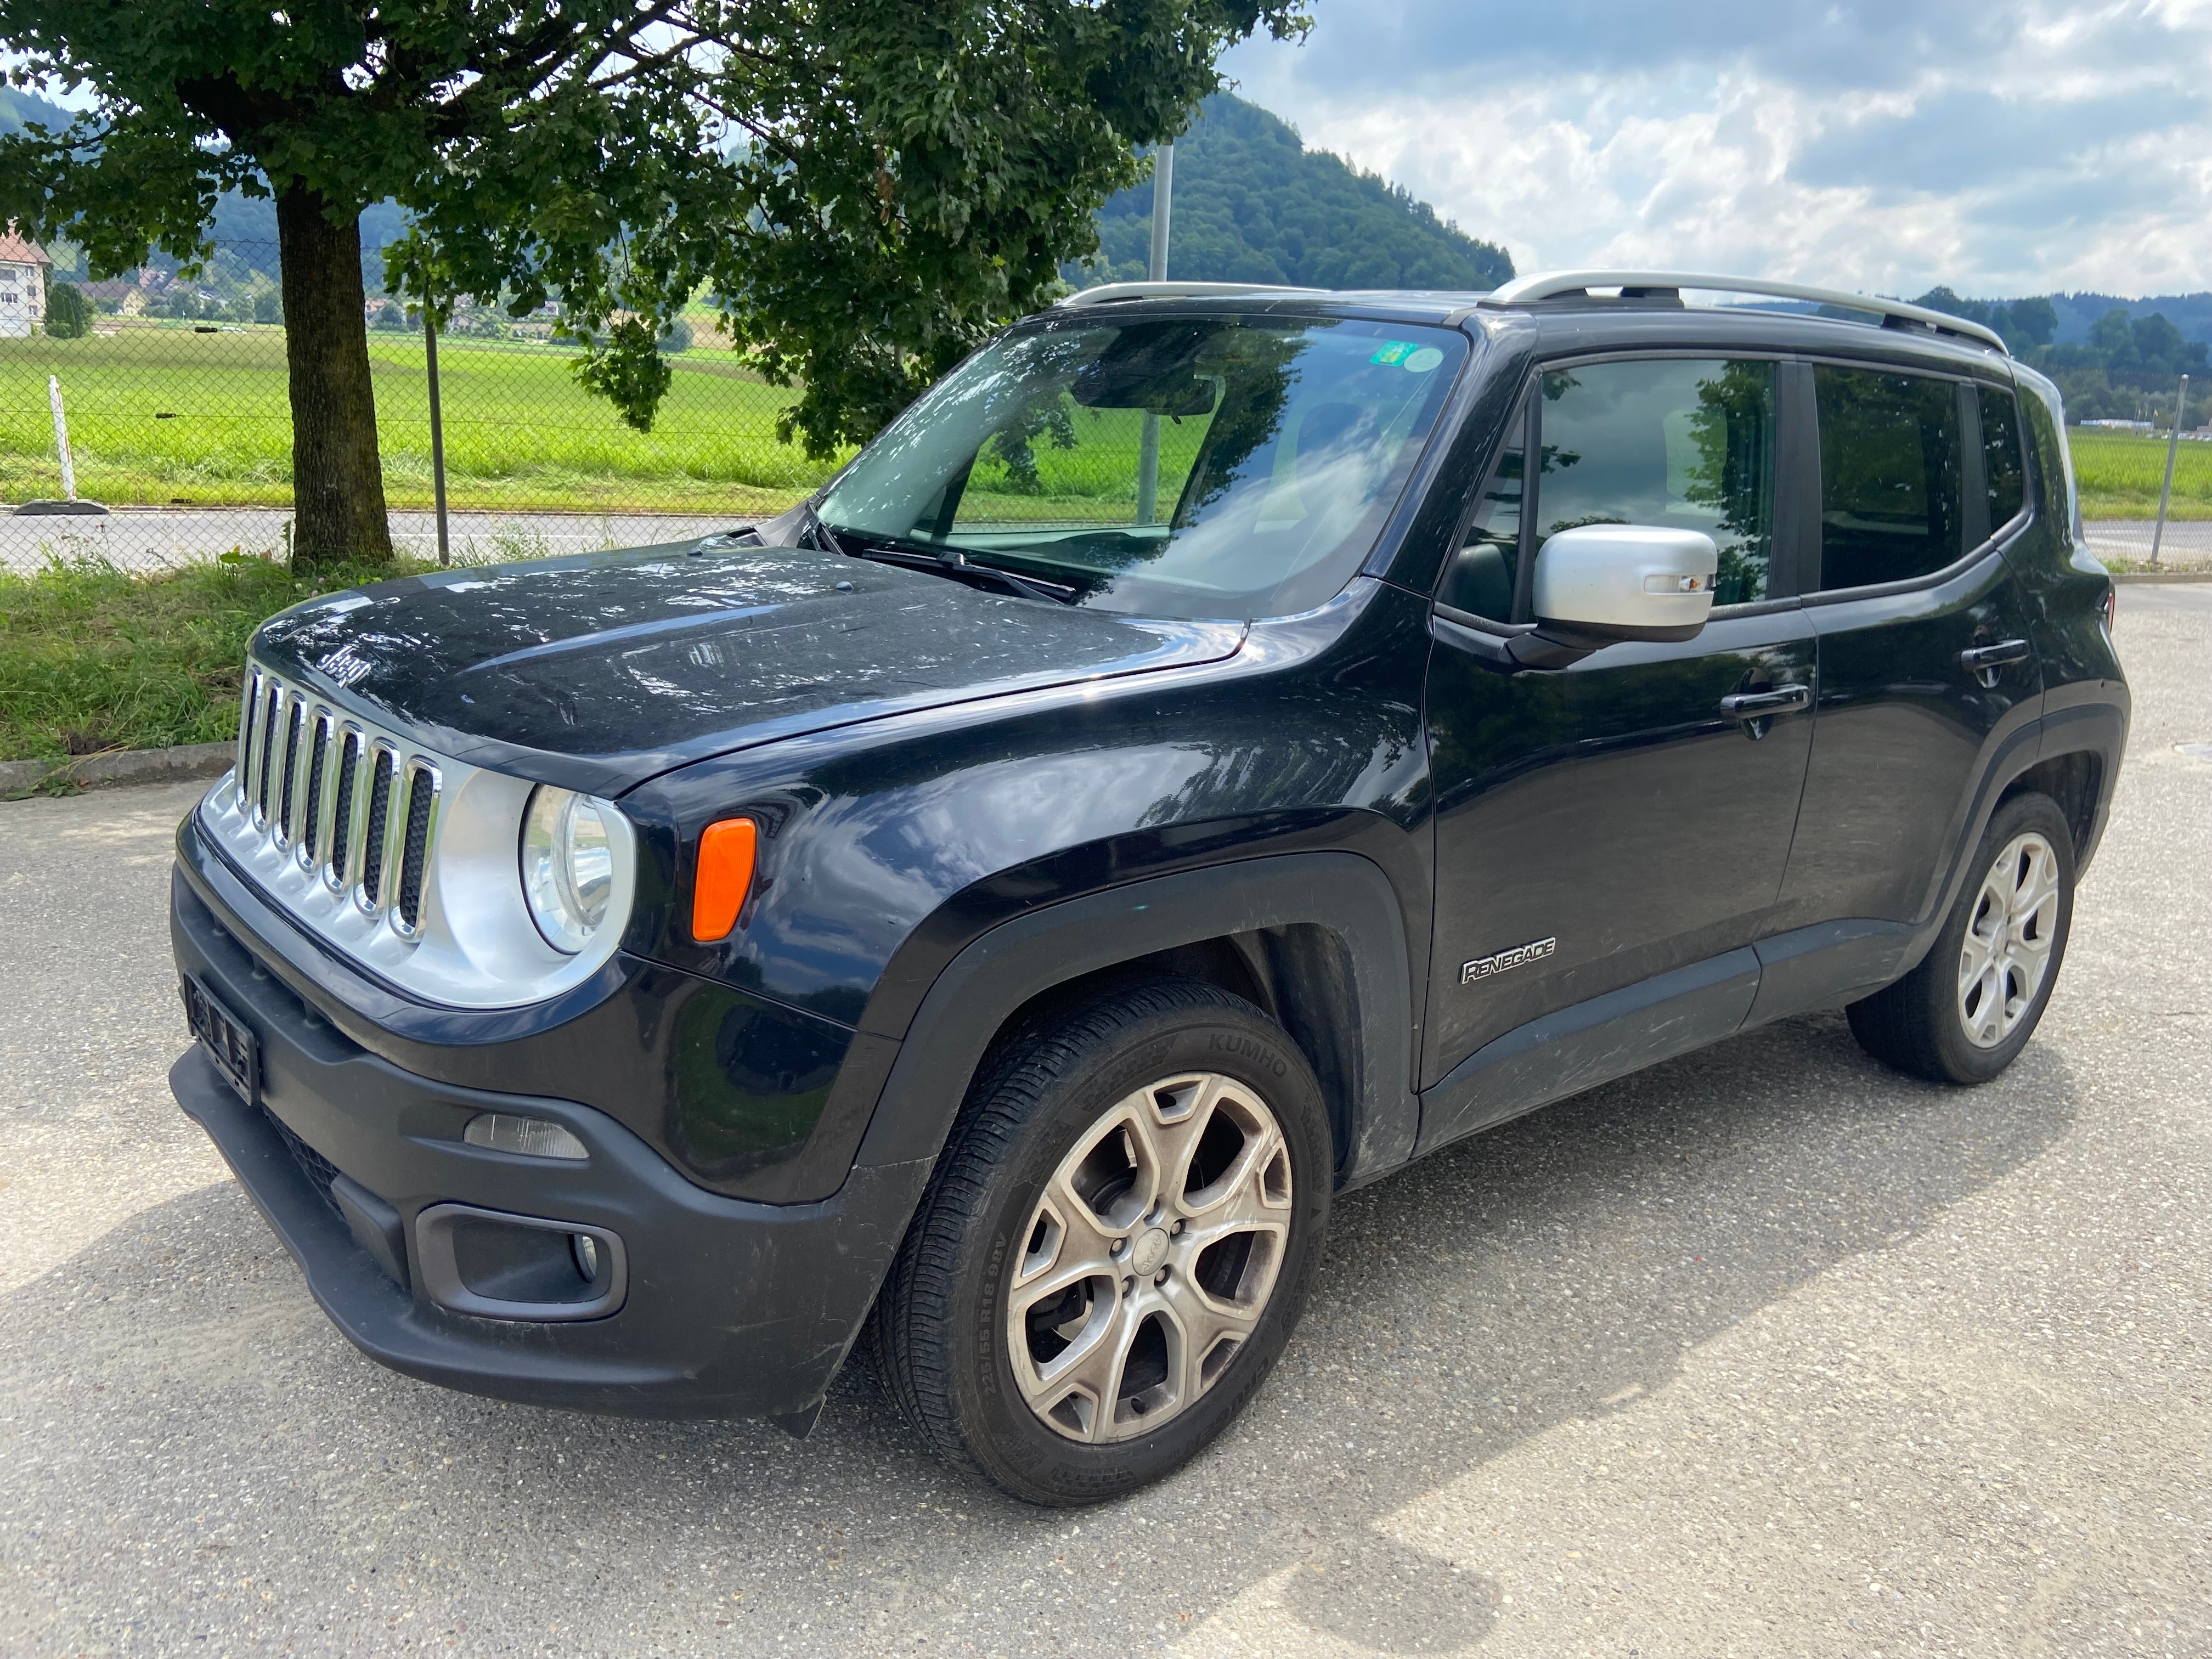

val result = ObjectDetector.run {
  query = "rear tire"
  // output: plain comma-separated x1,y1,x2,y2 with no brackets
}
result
872,974,1331,1505
1847,790,2075,1084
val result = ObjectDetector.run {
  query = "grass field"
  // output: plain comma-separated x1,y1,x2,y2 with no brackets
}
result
2067,427,2212,520
0,553,433,769
0,322,842,515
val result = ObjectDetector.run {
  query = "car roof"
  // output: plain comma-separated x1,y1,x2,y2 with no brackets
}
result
1040,281,2013,382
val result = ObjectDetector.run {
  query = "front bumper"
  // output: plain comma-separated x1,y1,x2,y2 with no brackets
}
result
170,870,930,1420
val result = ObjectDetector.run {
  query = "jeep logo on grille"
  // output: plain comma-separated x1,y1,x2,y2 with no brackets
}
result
1461,936,1557,985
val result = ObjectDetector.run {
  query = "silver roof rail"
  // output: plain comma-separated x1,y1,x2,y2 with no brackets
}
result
1058,280,1328,307
1481,269,2008,354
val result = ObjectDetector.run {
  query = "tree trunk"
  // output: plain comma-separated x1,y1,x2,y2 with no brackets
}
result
275,187,393,569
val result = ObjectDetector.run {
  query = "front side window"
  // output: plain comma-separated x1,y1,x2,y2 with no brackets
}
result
1815,367,1965,590
1436,399,1525,620
819,315,1468,620
1536,359,1778,607
1436,358,1779,618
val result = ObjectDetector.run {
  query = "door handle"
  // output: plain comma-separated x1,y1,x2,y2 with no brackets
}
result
1719,684,1812,720
1959,638,2032,672
1719,682,1812,741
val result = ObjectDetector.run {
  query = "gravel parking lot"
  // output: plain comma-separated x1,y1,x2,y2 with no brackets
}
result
2,586,2207,1658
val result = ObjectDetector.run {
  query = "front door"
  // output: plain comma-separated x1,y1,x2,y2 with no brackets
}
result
1422,354,1818,1107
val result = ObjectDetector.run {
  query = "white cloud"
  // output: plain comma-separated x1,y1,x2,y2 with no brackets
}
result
1221,1,2212,296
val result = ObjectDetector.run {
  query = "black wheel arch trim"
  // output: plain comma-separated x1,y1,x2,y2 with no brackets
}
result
849,850,1424,1190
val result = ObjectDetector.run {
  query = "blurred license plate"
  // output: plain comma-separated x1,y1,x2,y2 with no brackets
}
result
182,975,258,1105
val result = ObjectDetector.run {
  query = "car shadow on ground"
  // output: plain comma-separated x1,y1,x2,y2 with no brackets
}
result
3,1008,2077,1654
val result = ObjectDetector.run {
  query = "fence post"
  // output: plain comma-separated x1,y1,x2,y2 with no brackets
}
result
423,295,450,566
1135,143,1174,526
2151,372,2188,571
48,375,77,502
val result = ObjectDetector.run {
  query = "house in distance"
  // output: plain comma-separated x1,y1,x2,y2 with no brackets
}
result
0,225,50,337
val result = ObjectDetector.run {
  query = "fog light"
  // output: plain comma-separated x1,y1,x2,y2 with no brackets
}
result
573,1232,600,1280
464,1112,588,1160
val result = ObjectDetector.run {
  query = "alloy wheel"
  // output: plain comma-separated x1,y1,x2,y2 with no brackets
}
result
1006,1072,1293,1443
1957,830,2063,1049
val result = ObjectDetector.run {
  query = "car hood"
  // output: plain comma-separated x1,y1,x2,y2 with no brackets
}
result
251,541,1247,795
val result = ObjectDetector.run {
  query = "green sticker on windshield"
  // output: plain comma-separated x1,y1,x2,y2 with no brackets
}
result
1369,341,1415,365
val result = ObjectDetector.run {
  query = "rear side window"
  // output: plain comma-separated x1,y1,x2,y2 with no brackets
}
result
1815,367,1963,590
1979,386,2027,530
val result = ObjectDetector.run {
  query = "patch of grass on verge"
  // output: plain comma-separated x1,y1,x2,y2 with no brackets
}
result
0,552,435,768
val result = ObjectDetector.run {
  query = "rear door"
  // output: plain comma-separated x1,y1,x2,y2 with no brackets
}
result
1421,354,1819,1110
1768,365,2042,943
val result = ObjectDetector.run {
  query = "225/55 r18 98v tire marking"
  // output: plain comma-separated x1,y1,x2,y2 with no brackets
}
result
1008,1071,1291,1442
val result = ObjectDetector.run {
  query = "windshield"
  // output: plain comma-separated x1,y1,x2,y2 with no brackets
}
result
817,314,1469,619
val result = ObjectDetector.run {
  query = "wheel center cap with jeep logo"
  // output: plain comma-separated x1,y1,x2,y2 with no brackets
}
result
1130,1227,1172,1277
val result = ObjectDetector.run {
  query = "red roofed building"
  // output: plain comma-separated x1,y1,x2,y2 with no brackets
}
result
0,225,52,337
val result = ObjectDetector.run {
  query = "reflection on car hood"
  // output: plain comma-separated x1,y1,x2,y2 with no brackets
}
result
250,541,1247,794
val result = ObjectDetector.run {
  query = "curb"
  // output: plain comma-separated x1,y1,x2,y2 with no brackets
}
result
2111,570,2212,584
0,740,233,797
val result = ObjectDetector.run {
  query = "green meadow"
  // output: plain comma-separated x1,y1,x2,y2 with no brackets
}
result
0,323,839,515
2066,427,2212,520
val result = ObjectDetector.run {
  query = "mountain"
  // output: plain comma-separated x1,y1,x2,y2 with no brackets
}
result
2047,292,2212,346
0,84,76,140
1075,94,1514,293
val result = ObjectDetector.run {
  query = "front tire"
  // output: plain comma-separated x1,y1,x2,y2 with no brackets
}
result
872,975,1331,1505
1847,790,2075,1084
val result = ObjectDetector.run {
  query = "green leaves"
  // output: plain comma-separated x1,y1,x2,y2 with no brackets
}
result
571,316,675,434
2,0,1308,452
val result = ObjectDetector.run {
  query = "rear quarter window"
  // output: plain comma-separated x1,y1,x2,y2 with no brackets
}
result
2018,381,2081,548
1979,387,2028,531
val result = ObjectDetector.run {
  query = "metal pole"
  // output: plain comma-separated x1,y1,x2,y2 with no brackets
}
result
48,375,76,501
1136,143,1174,526
423,295,450,566
2150,372,2188,571
1147,143,1175,283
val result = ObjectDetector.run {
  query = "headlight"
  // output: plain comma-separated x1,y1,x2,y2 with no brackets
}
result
520,786,619,953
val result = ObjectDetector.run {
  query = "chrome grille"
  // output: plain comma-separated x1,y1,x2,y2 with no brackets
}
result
218,661,450,947
275,697,304,845
394,762,440,934
298,712,331,867
359,743,397,912
252,681,280,825
326,729,362,891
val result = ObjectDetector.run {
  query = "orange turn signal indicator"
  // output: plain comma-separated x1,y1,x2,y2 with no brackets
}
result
691,817,758,943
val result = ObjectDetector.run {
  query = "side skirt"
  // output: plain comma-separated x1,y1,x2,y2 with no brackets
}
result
1410,917,1920,1160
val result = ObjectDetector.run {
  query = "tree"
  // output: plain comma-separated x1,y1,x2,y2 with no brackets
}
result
2129,312,2192,374
1999,295,2056,349
2089,307,2139,369
0,2,1305,571
42,278,88,337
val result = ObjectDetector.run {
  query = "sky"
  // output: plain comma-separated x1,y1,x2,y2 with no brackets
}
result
1220,0,2212,298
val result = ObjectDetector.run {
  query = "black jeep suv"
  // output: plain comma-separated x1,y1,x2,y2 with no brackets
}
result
170,272,2126,1504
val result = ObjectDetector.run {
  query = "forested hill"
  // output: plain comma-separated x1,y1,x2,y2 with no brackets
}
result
1075,95,1515,292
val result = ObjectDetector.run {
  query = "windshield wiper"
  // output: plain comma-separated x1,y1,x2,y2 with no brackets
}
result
836,534,1080,606
796,497,844,555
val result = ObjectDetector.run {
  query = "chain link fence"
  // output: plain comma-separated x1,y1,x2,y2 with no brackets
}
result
2,239,839,571
8,242,2212,573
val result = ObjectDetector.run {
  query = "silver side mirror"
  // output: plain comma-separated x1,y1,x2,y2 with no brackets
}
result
1532,525,1718,643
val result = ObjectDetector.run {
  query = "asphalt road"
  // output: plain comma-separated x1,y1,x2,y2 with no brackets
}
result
2,588,2208,1658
